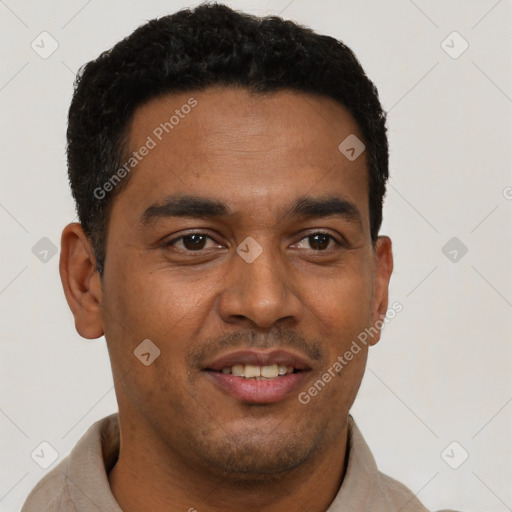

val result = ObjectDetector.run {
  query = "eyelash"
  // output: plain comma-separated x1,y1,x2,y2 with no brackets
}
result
165,231,343,253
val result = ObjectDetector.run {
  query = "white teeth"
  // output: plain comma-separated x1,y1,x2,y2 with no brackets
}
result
218,364,296,378
244,364,261,378
261,364,279,378
232,364,244,377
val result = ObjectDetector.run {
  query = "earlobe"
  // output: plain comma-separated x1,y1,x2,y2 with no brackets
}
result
59,223,104,339
369,235,394,346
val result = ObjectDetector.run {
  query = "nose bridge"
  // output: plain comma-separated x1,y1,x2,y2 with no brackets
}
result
218,236,303,327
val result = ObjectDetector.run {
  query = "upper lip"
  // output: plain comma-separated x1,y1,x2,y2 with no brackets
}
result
203,349,312,371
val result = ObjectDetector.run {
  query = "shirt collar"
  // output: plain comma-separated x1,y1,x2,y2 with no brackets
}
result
57,412,419,511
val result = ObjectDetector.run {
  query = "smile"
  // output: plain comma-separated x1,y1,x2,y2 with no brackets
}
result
203,349,311,403
213,363,296,379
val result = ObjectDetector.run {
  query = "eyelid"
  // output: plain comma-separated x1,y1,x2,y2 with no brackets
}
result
293,230,344,250
166,230,222,248
299,229,344,244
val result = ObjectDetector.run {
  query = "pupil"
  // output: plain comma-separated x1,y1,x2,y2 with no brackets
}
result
184,234,206,250
310,234,329,250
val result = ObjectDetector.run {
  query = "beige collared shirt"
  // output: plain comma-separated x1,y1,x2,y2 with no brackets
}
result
21,413,458,511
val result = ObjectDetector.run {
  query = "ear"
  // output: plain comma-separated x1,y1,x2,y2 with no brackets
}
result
59,222,104,339
368,235,393,346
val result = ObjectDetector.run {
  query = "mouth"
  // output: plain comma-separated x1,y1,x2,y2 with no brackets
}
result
211,363,298,379
202,349,311,404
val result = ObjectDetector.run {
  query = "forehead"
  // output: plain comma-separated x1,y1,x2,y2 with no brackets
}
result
111,87,369,229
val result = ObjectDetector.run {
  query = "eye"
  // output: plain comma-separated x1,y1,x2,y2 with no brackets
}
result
164,230,343,254
294,232,342,251
166,232,220,252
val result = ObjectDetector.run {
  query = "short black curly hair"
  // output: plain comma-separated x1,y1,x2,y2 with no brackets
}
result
67,2,389,276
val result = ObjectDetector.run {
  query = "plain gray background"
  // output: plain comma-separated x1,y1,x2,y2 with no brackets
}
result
1,1,511,510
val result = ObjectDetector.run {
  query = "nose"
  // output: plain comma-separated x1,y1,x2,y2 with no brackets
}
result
217,239,304,329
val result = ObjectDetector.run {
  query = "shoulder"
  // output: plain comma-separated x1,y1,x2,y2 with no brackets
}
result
21,413,119,512
377,472,463,512
376,471,430,511
346,416,463,512
21,458,76,512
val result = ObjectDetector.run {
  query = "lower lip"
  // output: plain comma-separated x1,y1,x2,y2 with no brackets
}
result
205,371,309,404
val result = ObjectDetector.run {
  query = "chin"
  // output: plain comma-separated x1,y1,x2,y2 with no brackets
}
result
190,429,318,482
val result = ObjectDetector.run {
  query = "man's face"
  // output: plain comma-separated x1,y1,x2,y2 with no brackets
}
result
95,87,392,478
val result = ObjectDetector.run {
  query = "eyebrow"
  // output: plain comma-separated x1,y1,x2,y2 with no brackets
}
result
140,194,362,227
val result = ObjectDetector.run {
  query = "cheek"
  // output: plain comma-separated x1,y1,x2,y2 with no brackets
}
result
308,259,374,343
107,264,201,336
102,264,216,391
101,267,197,407
300,270,372,417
